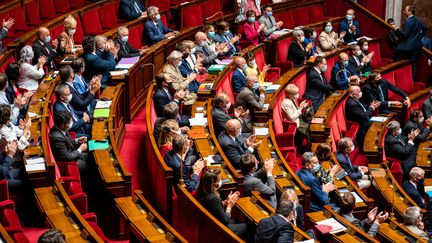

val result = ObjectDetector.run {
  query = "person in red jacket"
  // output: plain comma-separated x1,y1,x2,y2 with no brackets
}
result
242,10,265,45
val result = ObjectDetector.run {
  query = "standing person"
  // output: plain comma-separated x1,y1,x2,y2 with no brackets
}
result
258,5,283,37
235,0,261,23
242,10,265,45
303,56,333,111
338,9,361,43
57,15,78,56
18,46,46,92
0,18,14,54
255,200,295,242
32,27,58,71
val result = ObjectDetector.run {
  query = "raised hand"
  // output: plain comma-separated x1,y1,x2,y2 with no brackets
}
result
367,207,378,223
264,158,275,175
375,211,389,224
2,18,14,29
79,143,88,152
5,141,17,157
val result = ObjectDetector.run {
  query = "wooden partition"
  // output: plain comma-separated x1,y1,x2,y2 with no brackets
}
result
379,218,428,243
0,224,13,243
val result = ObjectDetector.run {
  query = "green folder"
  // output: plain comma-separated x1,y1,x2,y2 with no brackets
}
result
93,108,110,118
88,140,109,151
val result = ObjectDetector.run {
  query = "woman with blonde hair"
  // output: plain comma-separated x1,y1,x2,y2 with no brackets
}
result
280,189,305,230
57,15,77,55
158,119,179,158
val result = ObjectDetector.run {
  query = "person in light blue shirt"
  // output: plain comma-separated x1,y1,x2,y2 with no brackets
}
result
303,27,320,56
71,58,88,95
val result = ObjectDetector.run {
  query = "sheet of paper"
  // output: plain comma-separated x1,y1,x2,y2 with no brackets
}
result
93,108,110,118
254,127,269,136
188,117,208,126
196,107,204,112
262,104,269,110
26,157,45,165
311,117,324,124
294,239,314,243
194,113,204,119
110,70,128,76
95,100,112,109
26,163,46,172
316,218,347,234
116,57,139,69
369,116,388,122
88,140,109,151
338,188,363,203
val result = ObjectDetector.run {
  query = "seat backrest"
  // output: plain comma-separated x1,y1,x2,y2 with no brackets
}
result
98,3,118,31
330,121,341,152
291,8,308,27
69,0,85,9
0,180,9,201
54,0,70,14
291,72,307,97
394,65,413,93
254,48,265,70
368,42,382,66
9,6,27,33
382,71,397,100
51,24,65,41
307,5,324,22
147,0,170,11
39,0,57,20
128,26,142,49
24,0,41,26
273,90,286,134
276,37,292,64
0,55,15,73
277,11,294,29
81,9,103,35
74,17,84,44
181,4,203,28
217,69,235,103
202,0,222,19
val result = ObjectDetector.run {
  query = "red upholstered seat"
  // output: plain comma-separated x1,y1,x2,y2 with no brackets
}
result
275,121,296,148
0,55,15,73
24,0,42,26
69,0,85,9
277,12,294,29
202,1,222,20
254,48,281,82
54,0,70,14
128,26,142,49
281,146,301,172
51,24,65,41
98,4,118,31
9,6,27,34
13,232,30,243
147,0,170,11
368,42,392,68
307,5,325,23
81,9,103,35
216,69,235,103
0,180,9,202
349,148,369,167
2,209,22,229
275,37,293,73
39,0,57,20
291,8,308,27
74,17,84,44
181,4,203,28
394,64,425,95
323,55,337,81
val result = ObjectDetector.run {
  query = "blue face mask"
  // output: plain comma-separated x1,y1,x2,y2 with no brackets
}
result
208,31,216,39
346,14,353,21
321,64,328,72
248,17,255,23
266,11,273,17
155,14,161,20
253,82,259,90
325,26,333,33
342,60,349,67
121,36,128,44
224,30,230,35
45,35,51,43
311,163,321,173
313,32,317,39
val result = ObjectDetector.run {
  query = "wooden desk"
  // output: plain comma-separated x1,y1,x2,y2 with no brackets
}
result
379,218,428,243
363,114,394,164
416,141,432,175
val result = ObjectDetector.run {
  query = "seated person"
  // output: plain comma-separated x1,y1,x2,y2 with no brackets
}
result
240,154,277,208
422,89,432,119
339,9,361,43
363,72,411,114
211,92,247,136
81,36,116,89
0,73,29,125
336,137,372,189
403,167,427,208
176,40,204,93
213,21,240,57
337,192,388,237
53,84,91,137
235,75,265,132
349,44,372,76
114,26,148,59
403,206,429,241
194,31,228,67
203,24,216,41
258,5,283,37
385,121,419,181
315,143,332,162
196,169,248,238
357,38,375,58
306,151,340,185
0,18,14,54
218,119,260,168
71,58,92,95
331,52,359,90
319,20,345,51
32,27,58,71
164,135,204,192
288,28,313,68
18,45,46,92
162,50,197,105
57,15,78,56
255,200,295,242
345,86,380,149
143,6,179,46
403,109,432,143
38,229,66,243
303,26,320,56
158,119,179,158
0,104,31,151
153,73,186,117
153,102,189,141
5,62,21,103
296,152,337,211
244,51,269,84
118,0,147,21
243,10,265,45
48,112,89,172
232,57,248,93
0,140,27,194
303,56,333,111
280,189,305,231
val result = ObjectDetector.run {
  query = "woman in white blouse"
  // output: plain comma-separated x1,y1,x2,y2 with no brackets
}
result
281,84,310,140
18,45,46,92
0,104,31,151
319,20,346,52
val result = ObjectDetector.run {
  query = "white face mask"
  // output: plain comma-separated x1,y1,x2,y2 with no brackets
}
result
69,29,76,35
225,102,231,110
418,117,425,123
66,121,73,131
350,144,355,152
398,128,402,135
64,94,73,103
214,180,222,190
356,50,362,56
358,91,362,99
362,45,369,51
191,47,196,54
294,94,299,99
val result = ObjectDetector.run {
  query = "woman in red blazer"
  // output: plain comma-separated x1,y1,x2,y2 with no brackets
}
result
242,10,265,45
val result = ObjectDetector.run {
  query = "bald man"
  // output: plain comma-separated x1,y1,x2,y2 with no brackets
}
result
232,57,247,93
345,85,380,148
32,27,58,70
195,31,228,67
331,52,359,90
217,119,260,168
212,92,247,135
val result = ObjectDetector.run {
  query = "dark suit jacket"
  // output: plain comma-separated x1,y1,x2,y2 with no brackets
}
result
197,193,231,226
287,41,309,67
32,40,58,70
244,169,277,208
402,180,426,208
143,20,172,46
345,96,374,128
217,131,251,168
66,83,95,112
178,57,197,78
349,54,371,75
0,153,16,180
82,51,116,88
118,0,146,21
213,31,238,57
422,98,432,119
396,16,427,51
53,101,86,131
113,38,140,59
296,168,329,211
0,27,8,54
212,106,231,136
331,62,357,90
235,86,264,115
152,87,178,117
339,19,361,43
164,149,199,192
336,151,362,180
403,120,431,143
232,68,247,93
341,213,380,237
303,67,333,111
363,79,408,109
384,134,416,179
255,215,294,243
48,126,82,161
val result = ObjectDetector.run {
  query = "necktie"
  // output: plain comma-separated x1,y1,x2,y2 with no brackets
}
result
356,100,366,112
378,85,385,102
66,104,79,121
342,69,348,84
235,138,245,153
43,44,55,69
397,136,406,146
268,17,274,28
346,155,354,170
133,1,142,14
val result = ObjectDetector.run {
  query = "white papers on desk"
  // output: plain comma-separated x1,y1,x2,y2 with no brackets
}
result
25,157,46,172
273,29,292,36
196,107,204,112
189,117,207,126
110,70,128,76
26,157,45,165
262,104,269,110
265,84,281,93
294,239,314,243
316,218,347,234
116,57,139,69
254,127,269,136
357,36,372,41
95,100,112,109
194,113,205,119
338,188,363,203
370,116,388,122
205,155,216,166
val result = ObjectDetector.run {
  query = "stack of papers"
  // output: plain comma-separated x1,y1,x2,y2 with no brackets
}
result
110,70,128,76
218,59,233,65
208,64,226,74
254,127,269,136
95,100,112,109
89,140,109,151
265,84,281,93
25,156,46,172
338,188,363,203
93,108,110,118
369,116,388,122
189,117,207,126
116,57,139,69
316,218,347,234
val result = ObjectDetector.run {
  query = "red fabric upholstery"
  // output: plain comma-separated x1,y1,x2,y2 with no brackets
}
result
277,12,294,29
13,232,30,243
3,209,22,228
216,69,235,103
83,212,97,223
281,146,300,171
9,6,27,33
54,0,70,14
307,5,324,22
181,5,203,28
24,0,41,26
394,65,425,94
348,148,369,167
0,180,8,202
202,1,222,19
323,55,337,81
275,123,296,147
128,26,142,49
389,160,402,185
147,0,170,11
275,37,293,73
81,9,103,35
70,192,88,215
98,4,118,31
69,0,85,9
74,17,84,44
368,42,391,68
39,0,57,20
0,55,14,73
291,8,308,27
87,221,109,242
51,24,65,41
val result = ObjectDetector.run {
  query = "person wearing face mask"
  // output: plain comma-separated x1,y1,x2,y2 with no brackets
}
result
241,154,277,208
336,137,371,189
232,57,248,93
49,111,89,173
213,21,240,58
319,19,345,51
196,169,248,238
32,27,59,71
403,109,432,143
235,75,265,132
403,206,429,240
403,167,428,209
345,85,380,149
348,44,372,76
114,26,148,59
258,5,283,37
296,152,337,212
306,148,340,185
57,15,78,56
194,31,228,68
288,28,313,68
280,189,305,231
211,92,247,136
177,40,206,93
303,27,320,57
0,104,31,151
71,58,89,95
304,56,333,111
243,51,269,84
385,120,419,182
363,72,410,114
153,73,186,118
235,0,261,23
331,52,359,90
242,10,265,45
153,101,189,142
338,9,361,44
143,6,179,46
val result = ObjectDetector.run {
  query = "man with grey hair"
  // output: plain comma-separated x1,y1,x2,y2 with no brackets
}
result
403,206,428,240
114,26,148,59
194,31,229,67
296,151,337,211
143,6,179,45
403,167,427,208
385,120,419,181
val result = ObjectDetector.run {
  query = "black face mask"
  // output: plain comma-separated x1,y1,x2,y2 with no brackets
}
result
182,53,189,59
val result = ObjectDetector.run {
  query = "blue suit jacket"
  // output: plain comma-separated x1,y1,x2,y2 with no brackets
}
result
82,51,116,88
73,75,88,95
336,151,362,180
118,0,146,21
53,101,86,131
164,149,200,192
296,168,329,211
339,19,361,43
396,16,427,51
143,20,172,46
217,131,251,168
152,87,178,117
66,83,94,112
402,180,426,208
232,68,247,93
213,31,238,57
331,62,357,90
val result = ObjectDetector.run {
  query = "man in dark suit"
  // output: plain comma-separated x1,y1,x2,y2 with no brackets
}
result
258,5,283,37
164,135,204,192
255,200,294,242
153,101,189,141
385,121,419,181
348,44,372,75
217,119,260,168
331,52,359,90
212,92,247,136
118,0,147,21
345,85,380,149
339,9,361,43
403,109,432,143
48,112,89,172
153,73,185,117
235,75,265,132
403,167,427,208
336,137,371,189
421,90,432,119
232,57,247,93
363,72,411,114
143,6,178,46
296,152,337,211
114,26,147,59
303,56,333,111
53,84,91,137
0,140,27,194
32,27,58,71
194,31,229,68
